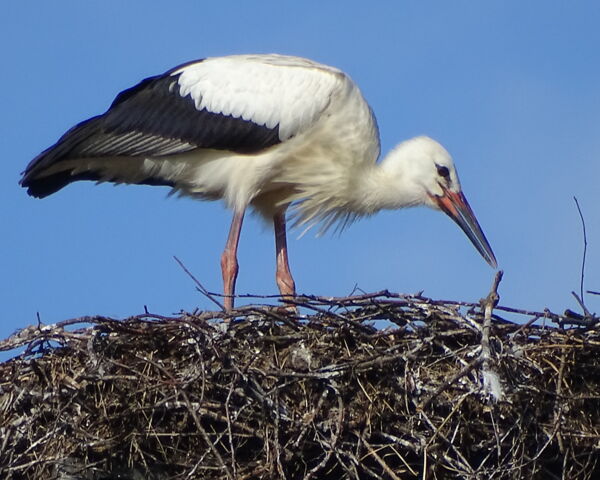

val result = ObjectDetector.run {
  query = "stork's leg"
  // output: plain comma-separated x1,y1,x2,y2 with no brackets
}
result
221,209,245,311
274,211,296,300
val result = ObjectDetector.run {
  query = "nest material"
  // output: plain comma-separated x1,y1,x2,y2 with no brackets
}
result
1,290,599,480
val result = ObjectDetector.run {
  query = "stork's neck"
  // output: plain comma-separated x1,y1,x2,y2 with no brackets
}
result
288,135,453,233
346,154,422,216
289,141,425,232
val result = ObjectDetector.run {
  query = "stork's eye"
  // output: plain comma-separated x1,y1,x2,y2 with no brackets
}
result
436,165,450,178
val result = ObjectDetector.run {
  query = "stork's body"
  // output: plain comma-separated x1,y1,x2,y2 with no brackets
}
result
21,54,497,310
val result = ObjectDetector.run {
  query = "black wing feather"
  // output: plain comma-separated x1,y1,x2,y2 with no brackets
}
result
21,61,282,197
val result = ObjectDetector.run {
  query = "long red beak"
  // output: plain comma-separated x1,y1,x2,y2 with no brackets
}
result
434,187,497,268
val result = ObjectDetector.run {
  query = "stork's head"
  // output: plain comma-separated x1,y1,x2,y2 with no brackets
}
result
384,136,497,268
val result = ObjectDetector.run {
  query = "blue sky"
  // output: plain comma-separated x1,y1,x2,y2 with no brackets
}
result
2,1,599,350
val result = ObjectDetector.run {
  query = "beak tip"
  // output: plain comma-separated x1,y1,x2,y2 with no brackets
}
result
436,190,497,271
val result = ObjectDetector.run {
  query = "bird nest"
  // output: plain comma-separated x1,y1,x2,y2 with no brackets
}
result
1,282,600,479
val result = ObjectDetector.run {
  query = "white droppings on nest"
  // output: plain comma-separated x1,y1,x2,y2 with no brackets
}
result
482,370,504,402
289,341,312,372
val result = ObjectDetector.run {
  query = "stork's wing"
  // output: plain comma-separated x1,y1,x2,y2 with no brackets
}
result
21,54,345,197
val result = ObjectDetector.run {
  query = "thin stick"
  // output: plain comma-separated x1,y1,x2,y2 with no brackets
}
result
418,357,482,411
480,270,504,401
573,197,590,315
361,436,403,480
173,255,225,311
571,291,590,317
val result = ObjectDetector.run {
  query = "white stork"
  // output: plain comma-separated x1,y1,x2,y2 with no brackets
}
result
21,54,497,310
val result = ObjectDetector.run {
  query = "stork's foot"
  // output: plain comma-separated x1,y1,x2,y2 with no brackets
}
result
278,306,299,316
276,269,297,309
221,251,238,312
273,210,297,312
276,271,296,297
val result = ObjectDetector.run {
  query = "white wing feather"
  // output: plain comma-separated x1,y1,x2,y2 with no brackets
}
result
173,55,344,140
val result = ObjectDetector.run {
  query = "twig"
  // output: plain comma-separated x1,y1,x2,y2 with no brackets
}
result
303,384,344,480
418,357,483,410
571,291,591,318
510,315,541,336
573,197,589,315
173,255,225,311
425,392,472,450
225,374,238,478
553,349,567,453
561,308,598,327
418,411,475,475
480,270,504,401
361,435,403,480
137,353,234,480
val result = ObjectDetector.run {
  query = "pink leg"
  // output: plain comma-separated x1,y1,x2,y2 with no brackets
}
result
274,211,296,299
221,210,245,311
